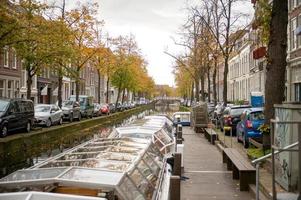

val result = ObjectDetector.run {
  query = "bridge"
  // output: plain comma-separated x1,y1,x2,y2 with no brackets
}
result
154,97,182,112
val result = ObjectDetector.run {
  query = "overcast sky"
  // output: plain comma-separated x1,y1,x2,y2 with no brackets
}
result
98,0,190,87
52,0,253,87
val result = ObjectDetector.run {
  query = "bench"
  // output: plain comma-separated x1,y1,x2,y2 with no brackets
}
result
204,128,218,145
222,148,255,191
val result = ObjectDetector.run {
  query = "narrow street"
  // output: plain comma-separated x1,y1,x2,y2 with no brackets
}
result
181,127,254,200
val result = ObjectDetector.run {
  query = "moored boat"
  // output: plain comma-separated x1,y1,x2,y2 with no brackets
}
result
0,115,175,200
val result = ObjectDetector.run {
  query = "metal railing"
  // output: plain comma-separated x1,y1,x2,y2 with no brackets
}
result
251,120,301,200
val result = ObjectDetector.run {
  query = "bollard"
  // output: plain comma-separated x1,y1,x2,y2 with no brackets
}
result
169,176,181,200
176,138,182,145
177,129,183,140
177,124,183,133
173,153,182,176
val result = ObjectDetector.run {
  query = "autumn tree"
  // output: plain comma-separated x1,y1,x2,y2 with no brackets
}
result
13,0,68,100
66,3,100,101
0,1,20,48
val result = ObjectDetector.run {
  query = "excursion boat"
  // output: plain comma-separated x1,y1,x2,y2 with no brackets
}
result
0,115,175,200
172,112,191,126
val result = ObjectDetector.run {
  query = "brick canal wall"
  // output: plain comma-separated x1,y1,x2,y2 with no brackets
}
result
0,104,154,176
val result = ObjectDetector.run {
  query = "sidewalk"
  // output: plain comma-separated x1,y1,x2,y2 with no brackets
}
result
181,127,254,200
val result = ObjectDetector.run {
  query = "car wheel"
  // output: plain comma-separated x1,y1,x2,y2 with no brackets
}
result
69,114,73,122
46,118,52,127
1,125,8,138
25,122,31,133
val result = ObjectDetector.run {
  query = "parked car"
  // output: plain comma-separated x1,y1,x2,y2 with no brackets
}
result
68,95,94,118
35,104,63,127
100,104,110,115
0,98,34,137
236,107,265,148
93,103,101,117
61,100,81,122
116,102,123,112
220,105,251,136
109,103,116,113
122,102,130,110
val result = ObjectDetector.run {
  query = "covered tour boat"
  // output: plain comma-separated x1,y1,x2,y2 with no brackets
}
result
0,115,175,200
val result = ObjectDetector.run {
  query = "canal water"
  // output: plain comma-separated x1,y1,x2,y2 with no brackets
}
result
0,109,154,178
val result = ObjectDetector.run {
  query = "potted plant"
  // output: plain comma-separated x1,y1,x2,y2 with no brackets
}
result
258,124,271,154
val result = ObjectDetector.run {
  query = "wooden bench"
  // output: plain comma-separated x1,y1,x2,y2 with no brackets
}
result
222,148,255,191
204,128,218,145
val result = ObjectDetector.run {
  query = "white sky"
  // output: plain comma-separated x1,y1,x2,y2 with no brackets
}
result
48,0,253,87
98,0,189,87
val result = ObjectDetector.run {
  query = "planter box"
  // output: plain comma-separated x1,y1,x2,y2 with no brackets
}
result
253,47,266,60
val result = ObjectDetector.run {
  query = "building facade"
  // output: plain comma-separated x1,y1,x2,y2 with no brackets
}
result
0,47,21,99
287,0,301,102
228,31,252,102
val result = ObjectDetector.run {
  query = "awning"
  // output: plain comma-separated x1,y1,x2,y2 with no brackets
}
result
53,87,58,96
41,85,48,95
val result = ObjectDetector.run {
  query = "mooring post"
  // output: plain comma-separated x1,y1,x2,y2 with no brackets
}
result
173,153,182,176
170,175,181,200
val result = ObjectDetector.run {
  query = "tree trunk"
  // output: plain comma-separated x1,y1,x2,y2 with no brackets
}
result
194,78,200,102
223,56,229,105
58,72,63,108
115,86,121,109
213,58,217,105
26,69,32,100
200,74,205,101
97,70,101,104
75,68,80,102
121,88,126,104
207,66,211,103
106,76,110,103
190,82,194,106
264,0,288,145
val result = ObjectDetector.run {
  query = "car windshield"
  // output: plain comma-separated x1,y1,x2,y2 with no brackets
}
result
250,111,264,120
230,108,247,116
62,101,73,108
35,105,50,112
0,100,9,112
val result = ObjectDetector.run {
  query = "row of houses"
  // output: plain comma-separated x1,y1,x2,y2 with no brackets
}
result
205,0,300,104
0,47,127,104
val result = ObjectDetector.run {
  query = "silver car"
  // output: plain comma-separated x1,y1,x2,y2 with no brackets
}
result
61,100,81,122
35,104,63,127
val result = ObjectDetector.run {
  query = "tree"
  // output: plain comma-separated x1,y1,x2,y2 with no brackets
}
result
195,0,250,105
66,3,100,101
47,0,76,108
13,0,64,100
264,1,288,124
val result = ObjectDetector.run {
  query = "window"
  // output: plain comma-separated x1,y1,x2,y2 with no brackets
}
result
0,80,4,97
7,80,13,98
290,0,297,10
12,49,17,69
3,48,9,68
295,83,301,102
298,15,301,48
291,18,297,50
21,70,26,88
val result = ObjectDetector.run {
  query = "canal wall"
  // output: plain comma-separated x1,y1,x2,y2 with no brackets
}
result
0,104,154,176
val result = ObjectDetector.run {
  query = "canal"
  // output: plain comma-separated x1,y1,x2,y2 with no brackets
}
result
0,105,155,178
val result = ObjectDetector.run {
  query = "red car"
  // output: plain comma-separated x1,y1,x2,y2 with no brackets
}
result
100,104,110,115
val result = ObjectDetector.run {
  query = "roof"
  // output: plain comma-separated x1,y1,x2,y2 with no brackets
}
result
0,115,174,200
